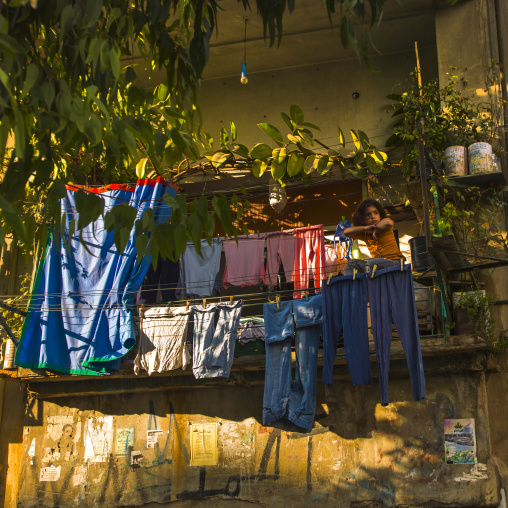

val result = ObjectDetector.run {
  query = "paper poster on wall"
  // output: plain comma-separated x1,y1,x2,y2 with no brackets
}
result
40,465,61,482
115,428,135,456
84,416,114,462
42,415,81,465
131,450,143,468
147,429,164,448
444,418,476,464
190,422,218,467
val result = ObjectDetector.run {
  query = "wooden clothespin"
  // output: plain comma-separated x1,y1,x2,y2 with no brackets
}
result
230,295,233,305
353,268,357,280
202,298,206,309
307,223,310,228
276,294,280,309
140,303,145,318
371,264,378,279
327,273,333,285
185,301,190,311
280,226,283,232
400,258,404,271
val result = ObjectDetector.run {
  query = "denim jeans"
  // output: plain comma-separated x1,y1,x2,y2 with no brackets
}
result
263,295,322,432
344,257,395,276
322,273,372,387
191,300,243,379
366,264,425,406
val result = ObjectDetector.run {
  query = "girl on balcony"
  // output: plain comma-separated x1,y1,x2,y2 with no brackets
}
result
343,198,405,275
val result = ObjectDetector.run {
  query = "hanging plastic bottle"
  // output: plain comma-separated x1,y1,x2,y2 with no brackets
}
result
351,239,364,260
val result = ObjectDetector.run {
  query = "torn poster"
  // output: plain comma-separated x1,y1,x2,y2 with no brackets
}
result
131,450,143,468
147,429,164,449
444,418,476,464
115,428,135,456
190,422,218,467
40,466,61,482
84,416,113,462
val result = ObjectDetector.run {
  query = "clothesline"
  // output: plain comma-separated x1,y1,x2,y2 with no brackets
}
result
15,284,325,315
0,236,413,305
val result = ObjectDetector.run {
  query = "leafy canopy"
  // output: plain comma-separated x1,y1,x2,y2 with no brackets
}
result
0,0,391,262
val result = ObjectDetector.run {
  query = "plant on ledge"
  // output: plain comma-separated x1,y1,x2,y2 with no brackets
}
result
386,64,506,177
455,291,507,352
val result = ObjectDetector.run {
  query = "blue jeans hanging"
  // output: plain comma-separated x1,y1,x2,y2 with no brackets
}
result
262,295,322,432
322,273,372,387
366,264,425,406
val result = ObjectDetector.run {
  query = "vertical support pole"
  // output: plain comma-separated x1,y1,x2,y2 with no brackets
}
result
415,42,451,343
415,42,432,248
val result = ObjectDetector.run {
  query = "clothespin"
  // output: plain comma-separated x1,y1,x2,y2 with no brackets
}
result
186,301,190,311
230,295,233,305
307,223,310,228
140,303,145,318
276,294,280,309
305,291,309,301
202,298,206,308
353,268,357,280
327,273,333,285
371,264,378,279
281,226,283,232
277,274,281,288
400,258,404,271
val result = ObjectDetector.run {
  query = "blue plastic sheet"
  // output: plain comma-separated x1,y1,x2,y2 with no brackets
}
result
16,178,177,375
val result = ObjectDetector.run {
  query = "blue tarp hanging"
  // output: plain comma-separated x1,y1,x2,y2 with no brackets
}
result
15,178,178,375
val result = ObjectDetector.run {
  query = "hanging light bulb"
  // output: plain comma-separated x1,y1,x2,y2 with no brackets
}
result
269,180,287,213
241,62,248,84
241,19,248,85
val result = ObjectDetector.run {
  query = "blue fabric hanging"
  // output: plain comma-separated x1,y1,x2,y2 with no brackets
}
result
15,178,178,375
333,220,353,260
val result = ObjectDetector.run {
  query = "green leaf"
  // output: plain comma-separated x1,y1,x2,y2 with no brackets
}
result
301,121,321,131
232,143,249,157
272,147,287,164
251,159,268,178
281,112,294,132
287,134,302,144
304,154,317,174
258,123,284,145
136,158,147,178
231,121,237,142
211,151,230,168
271,159,286,180
350,129,361,150
365,154,383,174
316,155,332,175
289,104,304,125
358,130,371,150
338,127,346,147
21,64,39,99
135,233,150,264
250,143,272,159
287,153,304,177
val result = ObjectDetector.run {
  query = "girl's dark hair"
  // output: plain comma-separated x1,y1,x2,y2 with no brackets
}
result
351,199,387,226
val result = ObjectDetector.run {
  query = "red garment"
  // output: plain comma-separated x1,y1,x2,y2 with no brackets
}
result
293,225,326,299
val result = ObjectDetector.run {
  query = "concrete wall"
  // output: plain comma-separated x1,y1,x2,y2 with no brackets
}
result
15,354,504,507
197,46,439,154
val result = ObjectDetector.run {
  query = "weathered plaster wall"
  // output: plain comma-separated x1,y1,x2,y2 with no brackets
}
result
16,362,503,508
